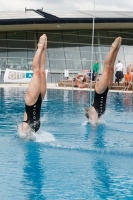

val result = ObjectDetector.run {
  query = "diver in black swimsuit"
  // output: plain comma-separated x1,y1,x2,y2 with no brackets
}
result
92,87,108,118
23,94,42,132
85,37,122,126
22,34,47,133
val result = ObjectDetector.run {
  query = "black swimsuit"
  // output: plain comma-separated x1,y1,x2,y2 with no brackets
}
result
92,87,108,118
23,94,42,132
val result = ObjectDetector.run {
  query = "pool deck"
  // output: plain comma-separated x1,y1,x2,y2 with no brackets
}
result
0,83,132,93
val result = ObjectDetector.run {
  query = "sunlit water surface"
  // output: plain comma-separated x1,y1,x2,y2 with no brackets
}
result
1,88,133,200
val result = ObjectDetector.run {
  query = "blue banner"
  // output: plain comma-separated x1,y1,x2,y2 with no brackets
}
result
26,72,33,78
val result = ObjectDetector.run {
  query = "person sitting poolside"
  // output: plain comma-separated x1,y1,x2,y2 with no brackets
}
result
124,68,132,90
21,34,47,134
75,74,89,88
85,37,122,126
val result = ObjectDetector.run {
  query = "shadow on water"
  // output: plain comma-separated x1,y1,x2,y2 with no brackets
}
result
85,124,116,199
22,142,46,200
84,121,133,199
92,159,115,199
93,126,112,198
85,123,106,148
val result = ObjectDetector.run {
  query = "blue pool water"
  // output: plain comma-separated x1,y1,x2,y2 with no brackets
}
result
1,87,133,200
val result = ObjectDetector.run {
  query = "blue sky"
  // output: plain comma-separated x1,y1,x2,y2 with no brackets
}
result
0,0,133,11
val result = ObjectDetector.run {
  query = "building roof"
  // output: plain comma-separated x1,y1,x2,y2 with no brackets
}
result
0,10,133,31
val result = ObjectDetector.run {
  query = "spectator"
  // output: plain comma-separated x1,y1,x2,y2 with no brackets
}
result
115,60,124,85
87,70,94,81
124,68,132,90
75,74,89,88
93,60,100,81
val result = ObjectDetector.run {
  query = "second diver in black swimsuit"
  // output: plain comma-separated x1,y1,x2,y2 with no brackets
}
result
85,37,122,126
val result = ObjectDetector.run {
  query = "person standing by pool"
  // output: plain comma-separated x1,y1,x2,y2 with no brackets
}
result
21,34,47,134
93,60,100,81
85,37,122,126
115,60,124,85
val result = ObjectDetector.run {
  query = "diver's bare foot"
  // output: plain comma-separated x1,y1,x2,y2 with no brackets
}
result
38,34,47,49
112,37,122,49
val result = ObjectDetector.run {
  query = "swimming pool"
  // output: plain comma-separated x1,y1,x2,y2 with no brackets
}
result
1,87,133,199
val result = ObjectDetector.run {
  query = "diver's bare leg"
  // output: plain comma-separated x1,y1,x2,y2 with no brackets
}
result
95,37,122,93
25,35,46,105
40,35,47,100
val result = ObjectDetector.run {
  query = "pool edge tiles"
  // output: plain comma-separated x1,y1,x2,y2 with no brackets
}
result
0,83,133,93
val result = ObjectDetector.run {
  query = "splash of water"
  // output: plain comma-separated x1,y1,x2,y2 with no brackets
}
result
82,119,105,126
35,130,56,143
17,123,56,143
17,123,36,141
